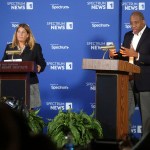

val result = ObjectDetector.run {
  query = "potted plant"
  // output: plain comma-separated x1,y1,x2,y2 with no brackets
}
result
27,109,45,134
47,109,103,149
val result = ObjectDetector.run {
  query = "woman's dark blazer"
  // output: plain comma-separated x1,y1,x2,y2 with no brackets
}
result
2,43,46,84
115,26,150,92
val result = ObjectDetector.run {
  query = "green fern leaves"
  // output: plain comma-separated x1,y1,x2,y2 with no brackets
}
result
47,109,103,148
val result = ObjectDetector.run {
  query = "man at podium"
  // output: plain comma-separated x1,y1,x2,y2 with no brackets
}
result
1,23,46,109
109,11,150,136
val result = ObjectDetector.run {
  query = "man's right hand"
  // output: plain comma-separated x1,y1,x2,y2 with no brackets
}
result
109,49,118,58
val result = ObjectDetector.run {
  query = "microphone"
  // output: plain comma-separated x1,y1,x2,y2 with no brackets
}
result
5,50,22,61
100,45,115,50
5,50,21,55
100,45,115,59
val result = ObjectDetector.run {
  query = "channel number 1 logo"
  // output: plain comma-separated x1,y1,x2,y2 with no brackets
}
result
66,103,73,110
66,62,73,70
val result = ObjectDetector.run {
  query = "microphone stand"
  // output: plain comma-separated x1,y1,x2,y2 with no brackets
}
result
102,49,109,59
11,54,14,61
100,45,115,59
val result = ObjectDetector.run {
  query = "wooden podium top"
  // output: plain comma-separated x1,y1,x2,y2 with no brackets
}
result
82,59,140,74
0,61,37,73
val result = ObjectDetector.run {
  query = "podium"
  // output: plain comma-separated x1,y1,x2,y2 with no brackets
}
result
82,59,140,140
0,61,37,109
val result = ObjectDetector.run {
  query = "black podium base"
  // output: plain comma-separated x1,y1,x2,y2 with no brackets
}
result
96,74,118,139
1,80,26,101
91,139,121,150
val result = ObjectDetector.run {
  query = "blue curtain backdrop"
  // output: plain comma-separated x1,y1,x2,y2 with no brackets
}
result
0,0,149,138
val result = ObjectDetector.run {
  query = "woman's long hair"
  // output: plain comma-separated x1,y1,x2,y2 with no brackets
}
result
11,23,36,50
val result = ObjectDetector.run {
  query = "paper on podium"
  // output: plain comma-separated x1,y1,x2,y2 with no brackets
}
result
4,59,22,62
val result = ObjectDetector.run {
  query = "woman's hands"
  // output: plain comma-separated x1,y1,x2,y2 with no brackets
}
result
37,65,41,72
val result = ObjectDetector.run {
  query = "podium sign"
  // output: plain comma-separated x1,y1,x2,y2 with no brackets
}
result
82,59,140,140
0,61,36,109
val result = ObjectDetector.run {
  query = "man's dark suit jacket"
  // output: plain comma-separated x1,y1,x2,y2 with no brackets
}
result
115,26,150,92
2,43,46,84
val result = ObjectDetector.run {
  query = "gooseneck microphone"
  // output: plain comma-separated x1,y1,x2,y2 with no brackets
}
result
100,45,115,50
100,45,115,59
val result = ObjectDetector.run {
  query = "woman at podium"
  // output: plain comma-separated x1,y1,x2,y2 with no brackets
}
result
2,23,46,109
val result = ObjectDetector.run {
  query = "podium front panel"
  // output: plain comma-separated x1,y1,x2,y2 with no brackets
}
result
96,72,128,140
96,73,117,140
0,62,36,109
0,80,26,103
0,73,30,108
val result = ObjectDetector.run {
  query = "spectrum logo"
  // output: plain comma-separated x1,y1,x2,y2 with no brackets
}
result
50,84,69,90
86,82,96,91
90,103,96,109
46,102,73,110
11,22,30,28
50,4,70,10
50,43,69,50
122,2,145,10
124,23,131,29
47,22,73,30
91,22,110,28
131,125,142,133
87,1,114,10
86,41,113,50
7,2,33,10
11,22,19,28
47,62,73,70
